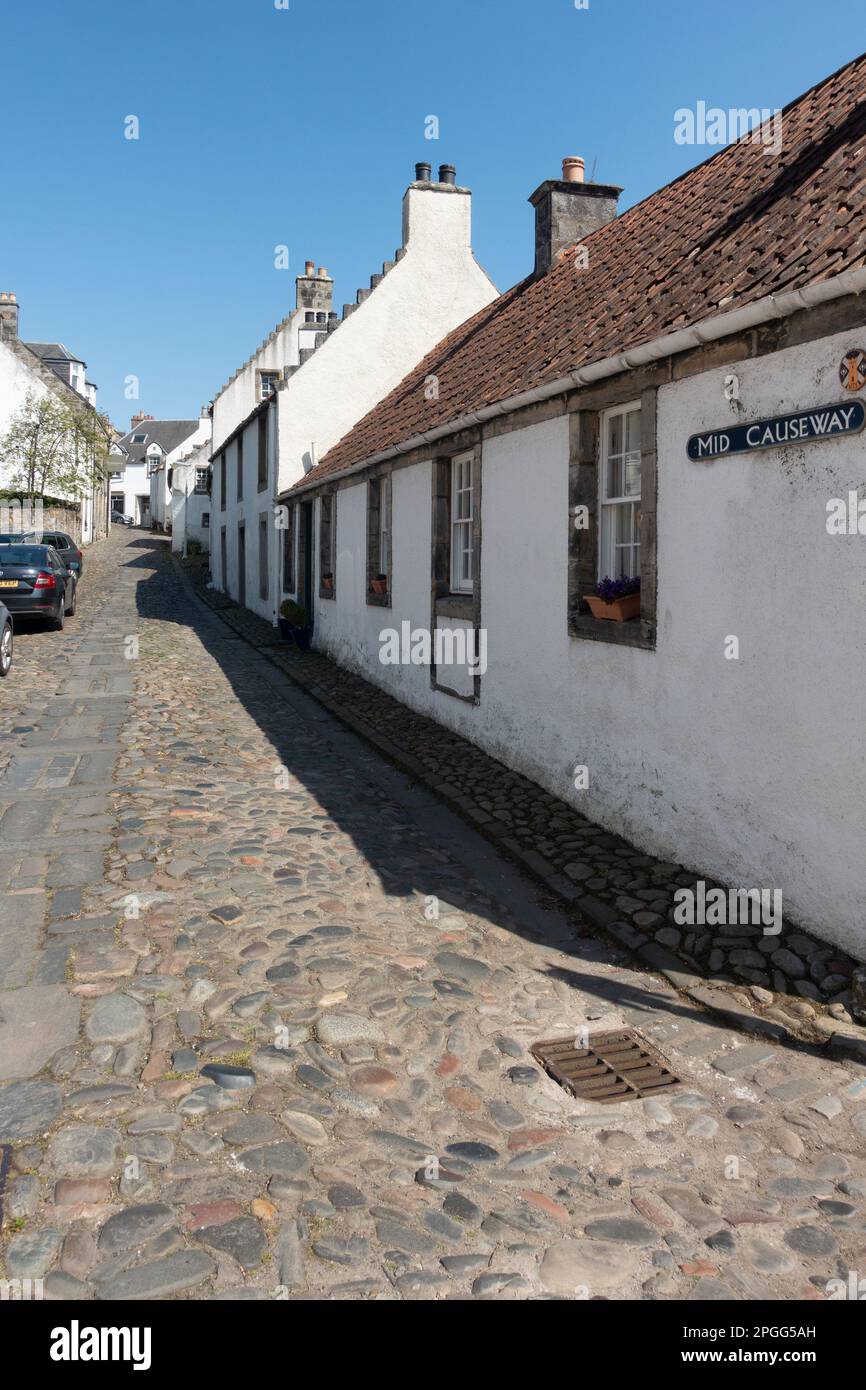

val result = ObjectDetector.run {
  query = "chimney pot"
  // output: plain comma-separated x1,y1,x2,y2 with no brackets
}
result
317,267,328,278
415,161,432,182
0,293,7,302
305,260,315,277
562,156,585,184
438,163,457,186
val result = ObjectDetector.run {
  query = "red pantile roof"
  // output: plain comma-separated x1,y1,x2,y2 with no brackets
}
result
291,52,866,493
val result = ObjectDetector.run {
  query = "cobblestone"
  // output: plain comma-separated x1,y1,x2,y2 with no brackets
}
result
0,531,865,1302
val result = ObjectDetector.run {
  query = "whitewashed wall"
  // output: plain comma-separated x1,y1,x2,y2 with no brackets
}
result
309,326,866,958
214,181,498,612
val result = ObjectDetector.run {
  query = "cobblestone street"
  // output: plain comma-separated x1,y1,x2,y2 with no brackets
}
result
1,528,865,1302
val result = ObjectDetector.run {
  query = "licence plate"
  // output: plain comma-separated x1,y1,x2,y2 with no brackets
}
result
0,580,17,588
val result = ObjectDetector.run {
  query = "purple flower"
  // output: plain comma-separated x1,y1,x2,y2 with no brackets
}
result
596,575,640,603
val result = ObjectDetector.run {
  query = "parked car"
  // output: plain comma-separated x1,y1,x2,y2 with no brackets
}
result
111,510,134,527
39,530,84,577
0,600,12,676
0,530,84,575
0,544,77,629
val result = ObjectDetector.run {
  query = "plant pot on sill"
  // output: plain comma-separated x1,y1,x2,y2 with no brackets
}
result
370,576,388,596
321,575,334,592
584,591,641,623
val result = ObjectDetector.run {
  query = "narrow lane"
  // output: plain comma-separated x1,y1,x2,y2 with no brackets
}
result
0,531,864,1301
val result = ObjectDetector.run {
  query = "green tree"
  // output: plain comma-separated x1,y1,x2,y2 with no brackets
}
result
0,390,110,500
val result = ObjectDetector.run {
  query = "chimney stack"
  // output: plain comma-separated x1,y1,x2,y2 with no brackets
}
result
0,292,19,341
130,411,154,430
296,262,333,315
529,157,621,278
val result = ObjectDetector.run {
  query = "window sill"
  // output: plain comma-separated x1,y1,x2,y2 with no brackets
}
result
569,610,656,650
319,586,336,601
435,593,475,620
257,482,269,494
366,590,390,608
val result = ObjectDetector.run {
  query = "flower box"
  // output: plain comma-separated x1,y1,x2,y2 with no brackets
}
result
584,591,641,622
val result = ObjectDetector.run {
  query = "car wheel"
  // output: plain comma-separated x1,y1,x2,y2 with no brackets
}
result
0,622,12,676
65,587,76,617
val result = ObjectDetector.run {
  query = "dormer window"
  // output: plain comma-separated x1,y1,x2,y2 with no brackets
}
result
132,433,147,445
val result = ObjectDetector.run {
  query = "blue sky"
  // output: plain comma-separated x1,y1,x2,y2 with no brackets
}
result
1,0,859,430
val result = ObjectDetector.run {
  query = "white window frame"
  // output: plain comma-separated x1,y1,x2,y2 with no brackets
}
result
598,402,641,582
450,452,474,593
378,474,390,575
259,371,278,401
194,468,209,494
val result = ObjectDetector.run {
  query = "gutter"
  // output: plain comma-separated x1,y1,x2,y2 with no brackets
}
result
280,264,866,500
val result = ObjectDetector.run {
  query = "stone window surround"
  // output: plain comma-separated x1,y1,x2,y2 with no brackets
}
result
430,444,482,705
319,491,336,600
258,511,269,602
256,368,279,402
568,384,658,651
282,503,296,593
236,433,244,501
366,469,392,608
257,410,269,493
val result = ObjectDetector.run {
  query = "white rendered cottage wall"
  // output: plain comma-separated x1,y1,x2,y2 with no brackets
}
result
276,187,497,497
310,326,866,958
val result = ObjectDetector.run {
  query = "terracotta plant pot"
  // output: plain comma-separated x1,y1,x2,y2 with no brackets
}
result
370,577,388,595
585,591,641,623
321,576,334,591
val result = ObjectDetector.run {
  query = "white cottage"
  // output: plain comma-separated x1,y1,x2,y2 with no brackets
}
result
0,293,110,542
110,413,209,527
285,55,866,961
210,162,498,622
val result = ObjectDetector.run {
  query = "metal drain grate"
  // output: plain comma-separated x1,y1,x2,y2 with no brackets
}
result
530,1029,681,1104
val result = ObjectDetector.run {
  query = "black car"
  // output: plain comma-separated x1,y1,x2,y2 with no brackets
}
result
40,530,85,577
0,544,77,629
0,600,11,676
0,530,84,575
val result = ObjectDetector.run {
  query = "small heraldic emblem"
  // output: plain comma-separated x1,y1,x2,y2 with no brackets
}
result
839,348,866,393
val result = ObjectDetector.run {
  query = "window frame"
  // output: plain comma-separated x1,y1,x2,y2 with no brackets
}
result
319,492,336,600
236,433,244,501
598,402,642,583
449,452,475,594
568,387,657,650
257,409,269,492
366,471,392,607
257,369,278,402
219,453,226,511
282,503,295,592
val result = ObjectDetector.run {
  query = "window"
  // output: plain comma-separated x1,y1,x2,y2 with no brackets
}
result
259,514,269,601
366,474,391,604
132,433,147,445
147,451,161,476
258,371,278,401
194,468,209,494
450,453,474,593
257,410,268,491
236,434,243,500
282,505,295,591
202,512,210,528
219,453,226,510
110,470,123,481
598,404,641,581
378,475,390,576
319,493,335,597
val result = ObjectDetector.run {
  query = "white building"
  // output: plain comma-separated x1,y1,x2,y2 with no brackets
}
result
110,413,209,527
210,162,498,623
0,293,109,542
169,436,212,555
284,57,866,962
